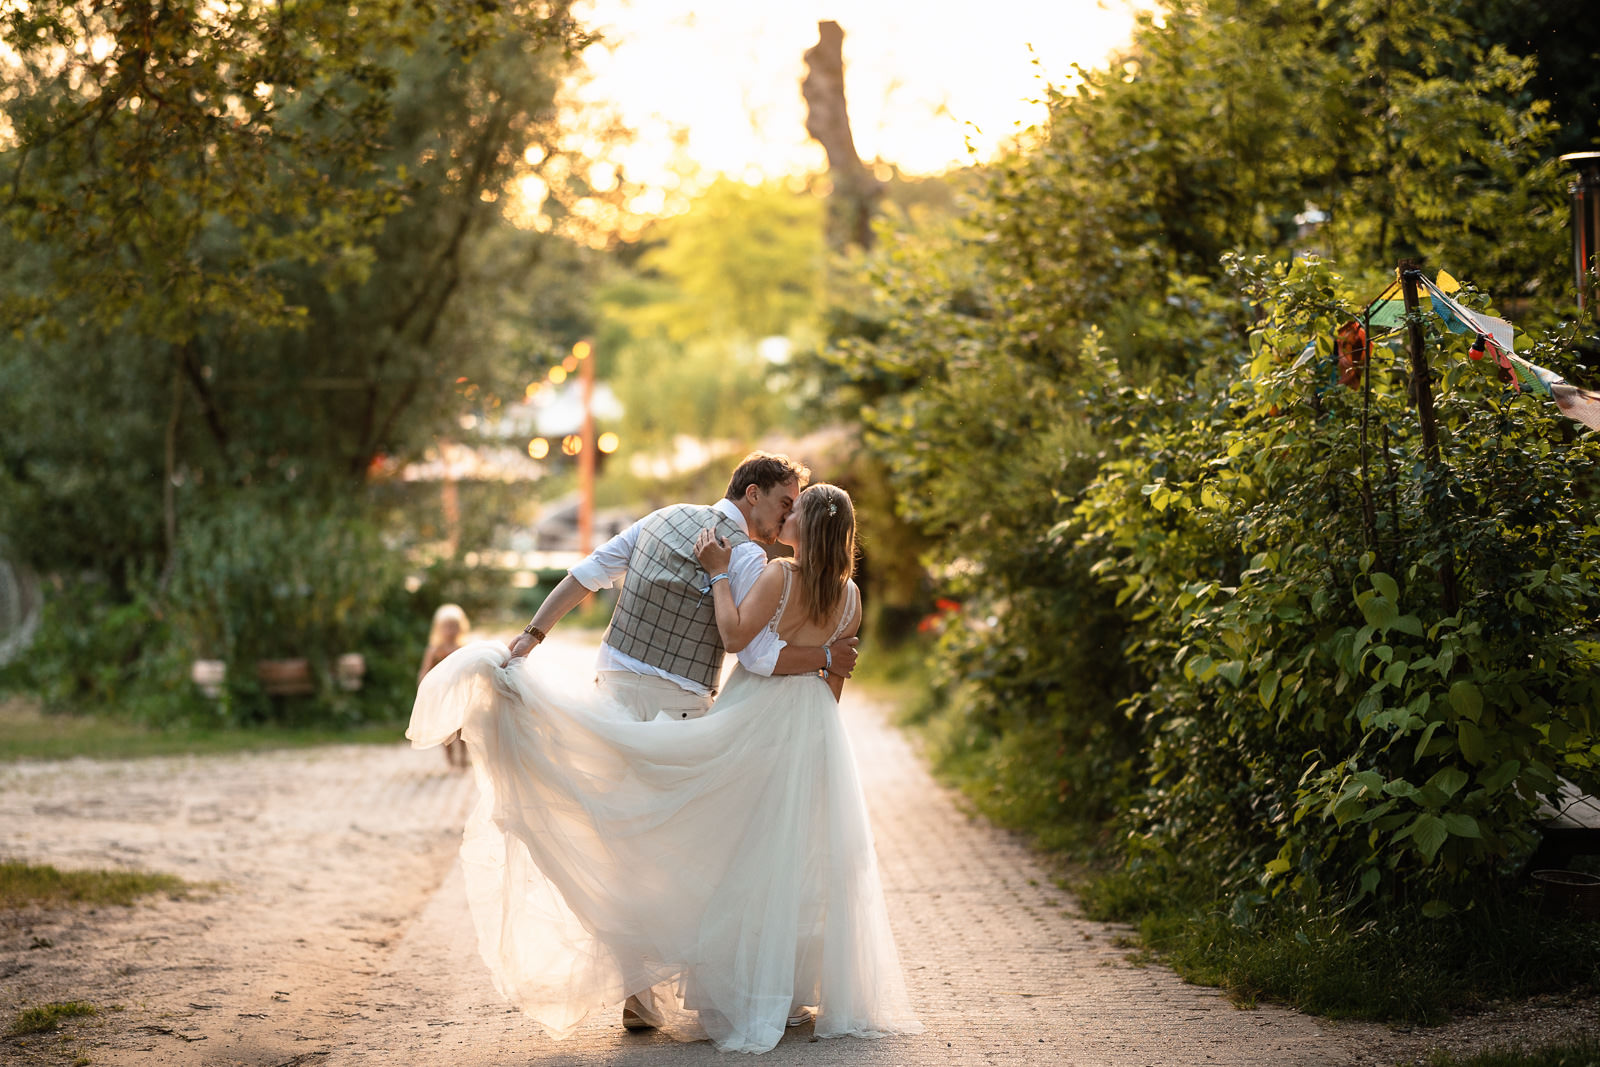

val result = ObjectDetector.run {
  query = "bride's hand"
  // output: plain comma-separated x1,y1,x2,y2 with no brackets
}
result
694,528,733,574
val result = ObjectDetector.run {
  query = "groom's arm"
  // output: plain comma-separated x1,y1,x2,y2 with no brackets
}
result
507,521,640,659
773,638,858,679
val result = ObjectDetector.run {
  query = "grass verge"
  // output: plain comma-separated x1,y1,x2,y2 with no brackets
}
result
5,1001,96,1037
1073,866,1600,1024
0,860,194,909
1406,1039,1600,1066
0,696,404,760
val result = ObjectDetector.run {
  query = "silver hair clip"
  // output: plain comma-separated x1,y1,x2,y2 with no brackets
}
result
828,501,837,516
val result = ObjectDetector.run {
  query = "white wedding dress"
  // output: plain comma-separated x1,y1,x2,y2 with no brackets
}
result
405,577,921,1054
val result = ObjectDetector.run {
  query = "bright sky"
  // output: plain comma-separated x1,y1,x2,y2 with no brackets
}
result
567,0,1141,204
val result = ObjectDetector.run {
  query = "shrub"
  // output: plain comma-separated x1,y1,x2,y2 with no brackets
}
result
1074,257,1600,910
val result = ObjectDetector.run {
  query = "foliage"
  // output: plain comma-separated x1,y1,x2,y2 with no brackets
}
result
1076,257,1600,909
816,0,1599,955
602,178,822,458
0,0,599,585
161,495,420,724
3,495,431,727
1080,866,1600,1023
1409,1039,1600,1067
0,576,197,722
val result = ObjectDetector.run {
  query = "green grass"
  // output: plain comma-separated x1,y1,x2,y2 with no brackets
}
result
0,696,406,760
5,1001,96,1037
0,860,194,909
1076,866,1600,1024
1408,1039,1600,1066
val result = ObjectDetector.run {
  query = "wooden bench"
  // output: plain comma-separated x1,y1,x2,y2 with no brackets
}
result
1532,778,1600,869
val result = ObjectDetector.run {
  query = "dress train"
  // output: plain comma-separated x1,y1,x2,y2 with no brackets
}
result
406,640,922,1053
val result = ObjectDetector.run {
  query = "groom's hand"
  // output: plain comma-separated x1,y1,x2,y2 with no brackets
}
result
506,632,538,662
829,637,859,678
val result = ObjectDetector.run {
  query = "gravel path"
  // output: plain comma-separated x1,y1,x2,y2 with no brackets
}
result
2,634,1590,1065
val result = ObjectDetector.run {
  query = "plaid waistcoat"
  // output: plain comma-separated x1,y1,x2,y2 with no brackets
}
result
603,503,751,691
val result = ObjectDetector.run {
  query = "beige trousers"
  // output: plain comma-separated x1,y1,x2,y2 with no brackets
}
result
597,670,713,722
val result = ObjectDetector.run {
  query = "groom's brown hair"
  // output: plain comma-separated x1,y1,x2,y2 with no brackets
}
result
724,451,810,501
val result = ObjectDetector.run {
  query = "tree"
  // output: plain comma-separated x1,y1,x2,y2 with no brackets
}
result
0,0,599,581
601,178,823,458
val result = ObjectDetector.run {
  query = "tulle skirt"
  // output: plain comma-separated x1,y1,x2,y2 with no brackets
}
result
406,641,922,1054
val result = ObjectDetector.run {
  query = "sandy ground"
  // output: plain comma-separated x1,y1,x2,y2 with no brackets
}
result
2,632,1595,1066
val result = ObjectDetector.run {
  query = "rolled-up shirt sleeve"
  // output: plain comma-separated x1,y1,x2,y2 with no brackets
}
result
567,521,642,591
730,542,784,676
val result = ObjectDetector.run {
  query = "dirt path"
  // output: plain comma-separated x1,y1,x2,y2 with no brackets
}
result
2,634,1592,1065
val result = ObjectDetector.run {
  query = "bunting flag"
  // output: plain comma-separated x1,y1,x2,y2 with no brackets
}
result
1506,353,1562,398
1343,270,1597,432
1553,384,1600,431
1417,275,1515,358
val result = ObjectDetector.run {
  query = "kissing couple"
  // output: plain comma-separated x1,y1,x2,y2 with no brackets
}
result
407,451,922,1054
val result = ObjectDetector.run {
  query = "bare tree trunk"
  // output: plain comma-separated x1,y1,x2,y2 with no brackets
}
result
802,21,883,250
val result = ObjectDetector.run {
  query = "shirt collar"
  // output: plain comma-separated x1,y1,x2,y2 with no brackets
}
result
712,497,749,535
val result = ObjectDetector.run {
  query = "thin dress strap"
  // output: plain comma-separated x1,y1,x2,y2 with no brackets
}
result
825,582,858,645
769,562,794,634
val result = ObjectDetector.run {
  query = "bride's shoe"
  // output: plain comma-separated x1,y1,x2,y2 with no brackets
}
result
787,1007,813,1028
622,994,661,1031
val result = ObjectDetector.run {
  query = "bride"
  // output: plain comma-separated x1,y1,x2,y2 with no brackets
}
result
406,483,921,1054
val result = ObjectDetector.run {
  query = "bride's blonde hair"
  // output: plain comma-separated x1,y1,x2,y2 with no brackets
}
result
794,484,855,626
427,603,470,648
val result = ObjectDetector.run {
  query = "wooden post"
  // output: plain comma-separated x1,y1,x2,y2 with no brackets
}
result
577,339,596,556
1399,262,1458,614
1399,265,1442,468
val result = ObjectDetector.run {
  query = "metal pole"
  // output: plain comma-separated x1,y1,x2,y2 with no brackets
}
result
1560,152,1600,317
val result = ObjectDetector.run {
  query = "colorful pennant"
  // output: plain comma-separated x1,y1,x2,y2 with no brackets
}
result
1343,270,1595,432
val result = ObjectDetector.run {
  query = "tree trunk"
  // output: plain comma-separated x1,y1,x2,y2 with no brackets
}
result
802,21,883,250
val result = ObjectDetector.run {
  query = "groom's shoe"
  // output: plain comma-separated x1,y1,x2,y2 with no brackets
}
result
623,994,659,1032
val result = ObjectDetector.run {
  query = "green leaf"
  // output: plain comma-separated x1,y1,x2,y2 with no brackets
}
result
1457,720,1487,765
1392,614,1424,637
1479,760,1521,794
1264,857,1291,875
1258,669,1280,710
1441,813,1481,839
1371,572,1400,603
1413,720,1442,764
1359,593,1399,631
1216,660,1245,687
1448,681,1483,723
1410,813,1450,863
1426,766,1469,800
1421,899,1454,918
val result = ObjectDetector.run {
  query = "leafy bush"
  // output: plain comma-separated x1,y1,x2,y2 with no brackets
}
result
162,495,420,724
0,574,207,723
1075,256,1600,911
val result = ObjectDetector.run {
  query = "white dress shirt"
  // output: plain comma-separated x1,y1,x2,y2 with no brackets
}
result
568,497,782,695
